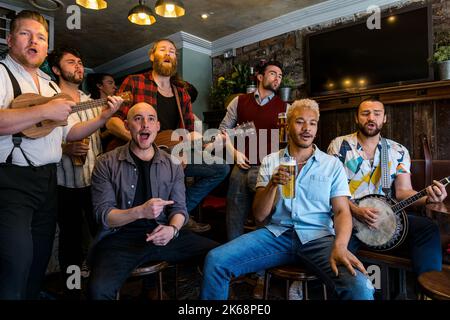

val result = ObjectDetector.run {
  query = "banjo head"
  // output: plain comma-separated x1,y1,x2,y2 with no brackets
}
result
353,195,408,251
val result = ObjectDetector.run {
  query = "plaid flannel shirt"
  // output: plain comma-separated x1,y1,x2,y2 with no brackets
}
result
115,71,195,132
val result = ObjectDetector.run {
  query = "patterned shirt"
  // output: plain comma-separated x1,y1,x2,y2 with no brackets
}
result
327,132,411,199
256,146,351,244
57,90,102,188
115,71,195,132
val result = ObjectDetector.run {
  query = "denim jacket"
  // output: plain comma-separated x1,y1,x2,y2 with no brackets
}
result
91,142,188,242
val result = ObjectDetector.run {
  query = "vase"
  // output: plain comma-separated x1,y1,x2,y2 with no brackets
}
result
438,60,450,80
279,87,292,102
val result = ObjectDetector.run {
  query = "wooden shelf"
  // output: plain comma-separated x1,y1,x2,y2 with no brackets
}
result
311,80,450,111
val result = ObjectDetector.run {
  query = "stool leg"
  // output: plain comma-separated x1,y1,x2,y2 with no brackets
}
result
263,272,271,300
322,284,327,300
303,281,308,300
175,264,178,300
158,271,163,300
285,280,290,300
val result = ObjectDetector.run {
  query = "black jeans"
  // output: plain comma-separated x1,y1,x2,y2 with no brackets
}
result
87,226,219,300
57,185,97,296
0,163,57,299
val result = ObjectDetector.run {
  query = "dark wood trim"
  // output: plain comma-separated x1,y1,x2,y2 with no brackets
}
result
312,80,450,111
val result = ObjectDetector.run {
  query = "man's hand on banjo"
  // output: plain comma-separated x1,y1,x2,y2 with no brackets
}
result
425,180,448,204
354,206,380,229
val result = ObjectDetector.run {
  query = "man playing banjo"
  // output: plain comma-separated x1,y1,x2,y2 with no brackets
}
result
327,97,447,277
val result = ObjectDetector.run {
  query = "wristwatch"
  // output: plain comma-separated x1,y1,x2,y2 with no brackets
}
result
170,224,179,239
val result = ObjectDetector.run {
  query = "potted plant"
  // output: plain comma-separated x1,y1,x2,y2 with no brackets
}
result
209,64,250,109
279,75,296,102
432,31,450,80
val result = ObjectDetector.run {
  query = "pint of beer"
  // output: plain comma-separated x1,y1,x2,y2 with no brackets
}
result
280,156,296,199
277,112,287,144
71,137,90,166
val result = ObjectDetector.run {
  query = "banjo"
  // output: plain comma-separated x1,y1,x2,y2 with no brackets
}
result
353,176,450,251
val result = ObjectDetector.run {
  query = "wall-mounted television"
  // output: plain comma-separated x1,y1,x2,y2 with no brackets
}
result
305,4,433,96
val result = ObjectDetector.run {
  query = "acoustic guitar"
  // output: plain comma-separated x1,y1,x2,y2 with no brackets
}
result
11,91,132,139
353,176,450,251
106,121,257,153
155,121,257,152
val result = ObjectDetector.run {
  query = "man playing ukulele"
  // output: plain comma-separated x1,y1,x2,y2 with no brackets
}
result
0,11,122,299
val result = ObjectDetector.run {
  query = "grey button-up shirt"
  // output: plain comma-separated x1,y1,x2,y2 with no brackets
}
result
91,142,188,242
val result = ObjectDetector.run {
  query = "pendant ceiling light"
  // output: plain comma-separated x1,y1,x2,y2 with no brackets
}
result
76,0,107,10
154,0,185,18
128,0,156,25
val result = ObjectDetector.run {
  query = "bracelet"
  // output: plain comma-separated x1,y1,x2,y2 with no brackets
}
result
169,224,179,239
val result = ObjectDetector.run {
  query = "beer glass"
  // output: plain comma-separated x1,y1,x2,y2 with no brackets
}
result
280,156,296,199
71,137,90,166
277,112,287,145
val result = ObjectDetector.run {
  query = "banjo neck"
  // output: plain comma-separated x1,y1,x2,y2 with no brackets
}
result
392,176,450,213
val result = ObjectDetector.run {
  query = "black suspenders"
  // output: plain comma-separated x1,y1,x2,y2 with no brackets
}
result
0,62,33,166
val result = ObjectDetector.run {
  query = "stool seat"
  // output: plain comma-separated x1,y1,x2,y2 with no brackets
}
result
264,264,327,300
418,270,450,300
117,261,169,300
268,265,319,281
130,261,169,277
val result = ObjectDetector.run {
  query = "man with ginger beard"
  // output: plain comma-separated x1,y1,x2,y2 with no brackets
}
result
327,97,446,278
107,38,230,233
0,11,122,299
88,103,218,300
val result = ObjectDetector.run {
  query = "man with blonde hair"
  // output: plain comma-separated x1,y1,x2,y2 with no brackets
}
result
200,99,374,300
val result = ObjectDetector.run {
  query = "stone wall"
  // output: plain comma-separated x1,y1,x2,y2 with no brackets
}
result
211,0,449,100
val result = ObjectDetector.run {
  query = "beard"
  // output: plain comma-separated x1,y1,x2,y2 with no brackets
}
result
153,56,177,77
358,122,382,137
60,70,83,85
262,79,279,93
289,131,314,149
15,53,45,70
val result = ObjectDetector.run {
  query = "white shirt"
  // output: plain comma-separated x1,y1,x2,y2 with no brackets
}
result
57,90,103,188
0,55,76,166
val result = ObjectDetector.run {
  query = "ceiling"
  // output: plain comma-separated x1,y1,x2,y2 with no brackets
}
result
5,0,326,68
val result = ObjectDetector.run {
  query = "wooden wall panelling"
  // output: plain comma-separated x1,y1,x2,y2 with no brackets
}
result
435,99,450,160
384,103,414,159
413,102,435,160
317,110,336,151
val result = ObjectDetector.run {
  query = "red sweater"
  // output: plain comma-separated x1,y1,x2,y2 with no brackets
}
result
236,94,286,165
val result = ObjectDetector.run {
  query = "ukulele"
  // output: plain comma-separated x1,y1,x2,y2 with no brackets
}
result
11,91,132,139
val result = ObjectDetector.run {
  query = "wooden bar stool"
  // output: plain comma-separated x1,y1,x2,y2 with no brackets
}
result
418,270,450,300
117,261,169,300
263,265,327,300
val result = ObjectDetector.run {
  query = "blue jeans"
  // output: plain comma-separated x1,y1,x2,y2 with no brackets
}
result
184,151,230,213
200,228,374,300
88,227,219,300
226,165,260,240
348,213,442,276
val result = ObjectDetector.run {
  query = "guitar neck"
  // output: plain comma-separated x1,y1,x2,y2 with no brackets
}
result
393,176,450,212
70,98,108,114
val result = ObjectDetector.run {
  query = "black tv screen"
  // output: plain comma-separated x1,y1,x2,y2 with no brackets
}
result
306,5,433,96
